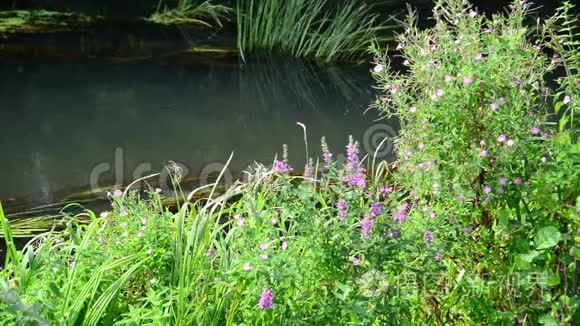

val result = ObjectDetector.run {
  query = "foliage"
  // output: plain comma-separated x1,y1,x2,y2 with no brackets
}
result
370,0,578,323
0,0,578,325
236,0,396,62
149,0,231,27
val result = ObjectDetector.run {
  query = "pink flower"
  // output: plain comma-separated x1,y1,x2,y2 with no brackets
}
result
424,231,434,245
497,134,506,143
469,9,477,17
475,53,483,61
271,219,278,225
260,243,269,250
373,64,384,73
499,178,507,186
445,75,452,82
361,217,375,237
479,150,488,157
281,242,288,250
257,289,273,310
458,194,465,201
390,84,398,94
351,257,361,266
403,59,410,66
563,95,571,104
463,77,473,85
99,211,109,218
409,106,416,113
514,177,522,185
436,89,444,97
506,139,515,147
260,254,269,260
490,103,497,111
497,187,505,195
235,214,244,226
531,127,540,135
483,186,492,194
154,188,162,193
430,212,436,219
113,189,123,197
206,249,213,257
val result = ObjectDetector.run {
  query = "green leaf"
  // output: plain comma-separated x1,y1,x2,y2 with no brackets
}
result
539,314,558,326
516,250,539,265
535,226,561,250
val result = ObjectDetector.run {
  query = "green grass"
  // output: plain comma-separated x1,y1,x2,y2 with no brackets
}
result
149,0,232,27
236,0,397,62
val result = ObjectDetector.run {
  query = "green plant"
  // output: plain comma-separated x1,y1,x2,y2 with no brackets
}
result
370,0,578,323
150,0,231,27
236,0,396,62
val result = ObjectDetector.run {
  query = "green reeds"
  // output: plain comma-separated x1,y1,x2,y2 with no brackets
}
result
150,0,232,27
236,0,397,62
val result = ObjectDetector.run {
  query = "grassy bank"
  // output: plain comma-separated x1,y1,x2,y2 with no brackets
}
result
0,0,578,324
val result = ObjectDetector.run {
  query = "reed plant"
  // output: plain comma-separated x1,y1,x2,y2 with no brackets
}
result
236,0,396,62
150,0,232,27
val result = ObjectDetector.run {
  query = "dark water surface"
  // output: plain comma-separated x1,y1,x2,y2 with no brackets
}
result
0,57,392,211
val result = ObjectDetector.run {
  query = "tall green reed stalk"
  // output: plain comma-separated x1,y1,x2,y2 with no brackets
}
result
236,0,396,62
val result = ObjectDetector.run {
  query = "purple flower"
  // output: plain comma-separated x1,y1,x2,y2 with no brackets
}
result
469,9,477,17
271,218,278,225
563,95,571,104
424,231,434,245
380,186,393,197
479,150,488,158
484,197,491,203
499,97,506,103
464,227,473,234
113,189,123,197
303,161,314,178
514,177,522,185
344,170,366,189
323,152,333,164
389,229,401,239
497,187,505,195
542,133,550,139
430,212,436,219
390,84,398,94
531,127,540,135
458,194,465,201
483,186,492,194
273,160,293,173
394,202,409,223
346,140,360,172
337,199,348,221
258,290,274,310
361,217,375,237
482,27,491,33
497,134,506,143
490,103,497,111
499,178,507,186
370,202,382,218
463,77,473,85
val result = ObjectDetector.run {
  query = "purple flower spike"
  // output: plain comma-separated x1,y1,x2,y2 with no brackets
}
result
337,199,348,221
424,231,434,245
361,217,375,237
370,202,382,218
258,290,274,310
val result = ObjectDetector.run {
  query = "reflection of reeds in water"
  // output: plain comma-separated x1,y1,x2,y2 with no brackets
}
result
237,58,371,115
